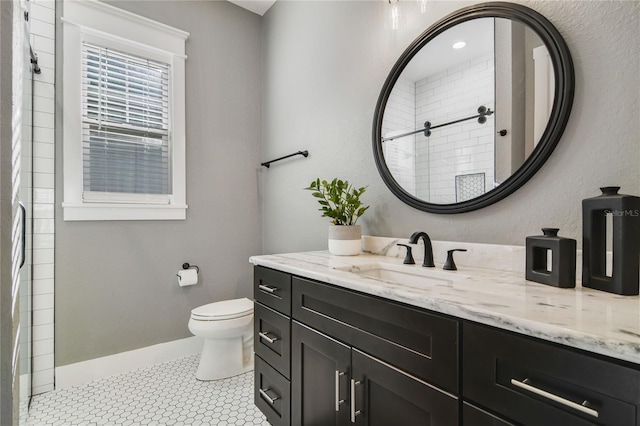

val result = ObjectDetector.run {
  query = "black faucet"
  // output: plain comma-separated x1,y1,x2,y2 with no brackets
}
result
408,232,435,267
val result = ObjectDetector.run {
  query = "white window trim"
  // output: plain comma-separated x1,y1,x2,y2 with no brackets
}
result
62,0,189,221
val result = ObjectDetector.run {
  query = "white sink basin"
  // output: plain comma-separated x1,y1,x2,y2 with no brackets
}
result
334,262,466,288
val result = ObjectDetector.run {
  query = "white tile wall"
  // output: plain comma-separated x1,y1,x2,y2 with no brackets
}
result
29,0,56,396
416,53,495,203
381,53,496,203
381,77,417,196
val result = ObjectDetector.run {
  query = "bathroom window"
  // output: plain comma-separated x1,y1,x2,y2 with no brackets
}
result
81,43,171,201
62,0,189,220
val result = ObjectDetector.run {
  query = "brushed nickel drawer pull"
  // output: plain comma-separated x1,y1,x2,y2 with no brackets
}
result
258,331,279,344
511,378,599,418
259,388,280,405
258,284,279,294
350,379,361,423
335,371,345,411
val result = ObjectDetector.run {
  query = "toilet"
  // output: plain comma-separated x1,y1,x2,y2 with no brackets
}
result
188,297,254,381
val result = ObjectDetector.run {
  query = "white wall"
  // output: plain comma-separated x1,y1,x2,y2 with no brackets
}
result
261,0,639,254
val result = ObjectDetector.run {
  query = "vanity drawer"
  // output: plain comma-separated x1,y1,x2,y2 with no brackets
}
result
255,355,291,426
254,266,291,315
292,276,459,393
463,322,640,426
255,303,291,379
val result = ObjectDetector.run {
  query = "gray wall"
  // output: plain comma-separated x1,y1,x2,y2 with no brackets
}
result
55,1,262,366
261,0,639,254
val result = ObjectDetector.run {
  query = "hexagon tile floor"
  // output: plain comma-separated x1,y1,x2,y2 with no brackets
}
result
22,354,270,426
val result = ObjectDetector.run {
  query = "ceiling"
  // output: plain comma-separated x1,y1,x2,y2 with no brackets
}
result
228,0,276,16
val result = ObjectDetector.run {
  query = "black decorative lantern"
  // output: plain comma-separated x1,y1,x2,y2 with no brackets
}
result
526,228,576,288
582,187,640,295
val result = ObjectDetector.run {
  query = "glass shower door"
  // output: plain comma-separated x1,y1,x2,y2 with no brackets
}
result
19,0,34,414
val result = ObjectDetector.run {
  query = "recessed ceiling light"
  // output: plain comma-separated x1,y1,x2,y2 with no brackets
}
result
452,41,466,49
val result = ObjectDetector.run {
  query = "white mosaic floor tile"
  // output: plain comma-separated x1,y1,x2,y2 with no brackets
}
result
22,354,270,426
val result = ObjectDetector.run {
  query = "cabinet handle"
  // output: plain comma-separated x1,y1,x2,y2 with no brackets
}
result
335,371,345,411
510,378,599,418
259,388,280,405
350,379,361,423
258,284,279,294
258,331,279,344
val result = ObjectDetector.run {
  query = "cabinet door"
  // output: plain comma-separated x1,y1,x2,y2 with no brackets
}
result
351,349,459,426
292,321,351,426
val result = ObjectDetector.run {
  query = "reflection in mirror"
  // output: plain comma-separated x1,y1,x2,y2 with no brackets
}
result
381,18,551,204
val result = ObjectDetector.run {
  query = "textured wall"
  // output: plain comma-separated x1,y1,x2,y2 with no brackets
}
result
55,1,262,365
261,0,639,254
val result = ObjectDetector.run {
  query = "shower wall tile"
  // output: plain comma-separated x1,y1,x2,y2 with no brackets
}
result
32,369,54,389
32,339,54,357
32,35,55,54
34,0,55,10
33,309,54,326
33,95,54,114
32,234,53,249
33,354,54,372
32,279,54,295
32,294,54,311
30,3,55,23
32,324,54,342
33,142,54,159
32,264,54,280
29,1,56,396
33,81,53,99
29,19,54,40
33,172,54,189
33,204,54,219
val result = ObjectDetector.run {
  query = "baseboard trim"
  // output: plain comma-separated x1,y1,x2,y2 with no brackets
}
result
55,336,202,390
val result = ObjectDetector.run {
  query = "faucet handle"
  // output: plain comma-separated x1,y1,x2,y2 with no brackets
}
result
443,249,467,271
396,244,415,265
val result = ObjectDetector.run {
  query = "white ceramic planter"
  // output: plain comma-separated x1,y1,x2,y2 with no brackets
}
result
328,225,362,256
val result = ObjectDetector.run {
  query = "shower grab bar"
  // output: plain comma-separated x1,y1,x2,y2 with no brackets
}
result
19,202,26,269
382,105,493,142
261,150,309,168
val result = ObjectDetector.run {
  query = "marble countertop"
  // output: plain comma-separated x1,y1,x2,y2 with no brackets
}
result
249,250,640,365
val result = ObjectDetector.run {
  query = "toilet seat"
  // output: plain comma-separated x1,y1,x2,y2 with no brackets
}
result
191,297,253,321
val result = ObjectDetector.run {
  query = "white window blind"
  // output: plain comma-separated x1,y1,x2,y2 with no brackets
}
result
81,42,171,201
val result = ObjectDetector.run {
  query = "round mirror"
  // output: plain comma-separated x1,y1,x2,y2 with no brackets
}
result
373,2,574,213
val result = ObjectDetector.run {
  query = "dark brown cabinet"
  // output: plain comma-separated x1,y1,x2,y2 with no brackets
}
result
291,316,459,426
463,322,640,426
254,266,640,426
253,267,292,426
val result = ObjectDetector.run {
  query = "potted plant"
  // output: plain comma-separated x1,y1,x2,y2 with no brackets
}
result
305,178,370,256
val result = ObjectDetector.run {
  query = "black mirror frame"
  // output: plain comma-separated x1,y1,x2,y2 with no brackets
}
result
372,2,574,214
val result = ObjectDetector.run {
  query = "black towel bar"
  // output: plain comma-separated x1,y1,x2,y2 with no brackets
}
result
261,150,309,168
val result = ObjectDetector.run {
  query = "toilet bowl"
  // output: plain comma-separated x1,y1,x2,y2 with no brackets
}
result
188,297,254,381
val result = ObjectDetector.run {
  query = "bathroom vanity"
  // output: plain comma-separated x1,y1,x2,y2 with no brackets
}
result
250,245,640,426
